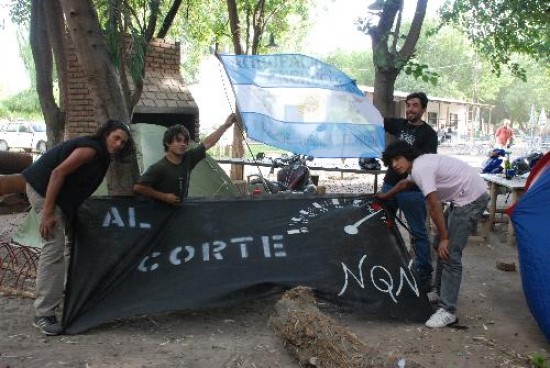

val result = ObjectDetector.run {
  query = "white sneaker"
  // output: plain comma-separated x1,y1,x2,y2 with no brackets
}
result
425,308,457,328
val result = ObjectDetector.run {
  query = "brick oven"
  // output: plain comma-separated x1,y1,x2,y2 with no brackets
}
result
66,38,199,140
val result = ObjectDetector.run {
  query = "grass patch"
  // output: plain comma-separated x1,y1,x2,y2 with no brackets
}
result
530,352,550,368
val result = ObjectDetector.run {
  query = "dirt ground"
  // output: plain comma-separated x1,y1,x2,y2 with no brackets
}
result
0,172,549,368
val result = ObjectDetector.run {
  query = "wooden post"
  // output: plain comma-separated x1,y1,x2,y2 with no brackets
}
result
230,114,244,181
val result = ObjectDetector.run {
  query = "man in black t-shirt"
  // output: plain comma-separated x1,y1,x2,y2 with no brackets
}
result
380,92,438,293
134,114,235,205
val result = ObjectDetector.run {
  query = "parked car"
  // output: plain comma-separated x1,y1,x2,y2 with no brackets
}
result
0,121,47,153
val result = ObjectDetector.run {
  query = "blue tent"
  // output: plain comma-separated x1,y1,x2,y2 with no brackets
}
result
509,152,550,341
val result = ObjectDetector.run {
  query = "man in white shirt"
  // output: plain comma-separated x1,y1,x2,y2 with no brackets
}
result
376,140,490,328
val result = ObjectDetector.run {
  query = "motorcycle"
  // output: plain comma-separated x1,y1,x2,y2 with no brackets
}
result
247,153,317,194
512,151,544,176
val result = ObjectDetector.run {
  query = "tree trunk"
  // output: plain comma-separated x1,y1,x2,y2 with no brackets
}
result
226,0,245,180
230,117,245,180
250,0,266,55
59,0,129,122
368,0,428,148
156,0,182,39
373,68,399,118
59,0,137,195
46,0,69,146
104,159,140,196
30,0,64,148
269,287,426,368
226,0,244,55
373,67,399,146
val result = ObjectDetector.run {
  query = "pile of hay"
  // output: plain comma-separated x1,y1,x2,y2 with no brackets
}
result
269,287,426,368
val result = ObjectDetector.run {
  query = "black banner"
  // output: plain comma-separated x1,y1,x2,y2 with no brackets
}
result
63,195,432,334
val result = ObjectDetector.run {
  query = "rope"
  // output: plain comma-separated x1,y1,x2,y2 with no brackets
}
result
393,212,411,234
391,209,419,256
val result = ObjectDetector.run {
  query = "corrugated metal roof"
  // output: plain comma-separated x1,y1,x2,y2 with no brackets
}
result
360,85,494,107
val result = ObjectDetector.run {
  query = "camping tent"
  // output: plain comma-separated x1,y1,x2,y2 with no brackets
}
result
131,123,237,198
509,152,550,341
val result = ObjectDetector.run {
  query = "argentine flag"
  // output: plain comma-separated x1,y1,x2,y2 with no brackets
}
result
218,54,384,158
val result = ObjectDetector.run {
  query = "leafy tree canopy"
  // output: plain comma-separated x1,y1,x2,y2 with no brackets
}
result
322,20,550,127
440,0,550,80
178,0,311,82
0,89,42,119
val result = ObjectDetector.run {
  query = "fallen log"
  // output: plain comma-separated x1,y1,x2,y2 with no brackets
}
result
269,287,427,368
0,174,26,196
0,193,28,214
0,151,32,175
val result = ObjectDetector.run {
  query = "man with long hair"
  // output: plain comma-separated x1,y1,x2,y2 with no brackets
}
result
22,120,135,335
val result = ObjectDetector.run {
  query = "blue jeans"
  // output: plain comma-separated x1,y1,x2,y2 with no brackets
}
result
434,193,490,313
382,182,432,284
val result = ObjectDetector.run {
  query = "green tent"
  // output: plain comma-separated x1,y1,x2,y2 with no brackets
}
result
12,123,237,248
131,123,237,198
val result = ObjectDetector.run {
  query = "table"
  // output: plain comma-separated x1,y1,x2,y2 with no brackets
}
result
215,158,386,193
480,173,527,245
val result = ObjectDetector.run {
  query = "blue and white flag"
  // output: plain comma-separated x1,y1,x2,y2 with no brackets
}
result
218,54,384,158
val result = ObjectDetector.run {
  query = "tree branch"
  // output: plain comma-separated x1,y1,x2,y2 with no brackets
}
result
157,0,182,38
245,5,251,54
117,18,133,111
226,0,243,54
390,3,403,54
251,0,266,54
372,0,400,48
44,0,68,144
123,0,144,33
30,0,61,146
399,0,428,59
144,0,159,42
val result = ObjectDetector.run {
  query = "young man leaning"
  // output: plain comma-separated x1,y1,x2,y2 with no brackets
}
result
376,141,490,328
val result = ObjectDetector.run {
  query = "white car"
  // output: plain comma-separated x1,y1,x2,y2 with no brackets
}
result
0,121,48,153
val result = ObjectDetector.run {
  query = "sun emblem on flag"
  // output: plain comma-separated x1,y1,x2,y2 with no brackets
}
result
298,95,320,114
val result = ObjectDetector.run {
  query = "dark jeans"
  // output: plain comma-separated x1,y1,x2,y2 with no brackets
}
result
382,182,432,284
